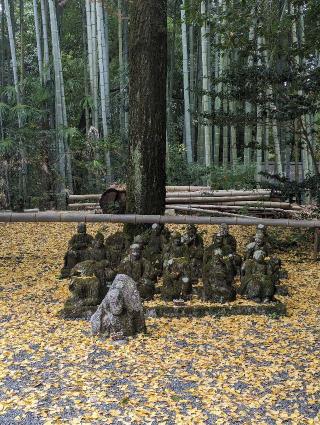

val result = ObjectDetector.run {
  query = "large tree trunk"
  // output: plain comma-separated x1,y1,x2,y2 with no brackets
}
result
126,0,167,222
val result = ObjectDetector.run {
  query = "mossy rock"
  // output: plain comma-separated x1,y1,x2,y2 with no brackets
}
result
59,304,98,320
145,301,286,318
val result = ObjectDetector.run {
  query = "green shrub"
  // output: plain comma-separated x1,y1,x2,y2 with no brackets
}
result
209,163,256,190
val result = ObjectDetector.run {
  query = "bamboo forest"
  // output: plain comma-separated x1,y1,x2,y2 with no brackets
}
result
0,0,319,209
0,2,320,424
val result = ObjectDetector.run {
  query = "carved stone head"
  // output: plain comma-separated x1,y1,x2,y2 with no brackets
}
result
94,232,104,248
219,223,229,236
130,243,141,261
77,223,86,234
151,223,161,235
253,249,266,263
186,224,197,237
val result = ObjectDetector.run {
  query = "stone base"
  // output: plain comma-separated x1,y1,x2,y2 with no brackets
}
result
59,305,98,320
144,301,286,318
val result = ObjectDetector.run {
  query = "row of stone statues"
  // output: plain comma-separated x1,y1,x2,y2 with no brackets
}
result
61,222,287,318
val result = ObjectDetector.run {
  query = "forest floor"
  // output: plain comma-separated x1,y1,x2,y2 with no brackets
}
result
0,223,319,425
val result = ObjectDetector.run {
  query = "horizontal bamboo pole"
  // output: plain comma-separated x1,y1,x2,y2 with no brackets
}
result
0,212,318,228
171,206,253,219
68,188,272,203
168,204,296,215
166,194,272,204
166,190,271,198
68,203,100,209
68,194,101,201
169,204,287,211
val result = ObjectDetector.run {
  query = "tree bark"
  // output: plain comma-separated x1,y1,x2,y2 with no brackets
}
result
126,0,167,221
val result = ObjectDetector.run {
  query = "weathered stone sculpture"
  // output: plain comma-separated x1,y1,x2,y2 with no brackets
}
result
118,243,157,300
105,231,131,269
202,248,236,303
239,250,275,303
142,224,167,277
61,223,94,278
246,224,272,259
91,274,146,338
88,232,106,261
181,224,204,281
211,223,242,274
61,259,116,318
164,232,185,264
161,257,192,301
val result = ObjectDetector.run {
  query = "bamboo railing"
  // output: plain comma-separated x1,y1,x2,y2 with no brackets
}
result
0,212,319,228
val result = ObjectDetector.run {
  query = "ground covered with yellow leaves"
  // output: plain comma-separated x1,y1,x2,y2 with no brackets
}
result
0,223,319,425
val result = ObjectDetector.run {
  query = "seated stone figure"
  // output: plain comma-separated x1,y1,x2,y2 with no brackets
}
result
239,250,275,303
105,231,131,269
246,224,272,259
202,248,236,303
91,274,146,338
181,224,204,281
211,223,242,274
71,259,116,291
61,223,94,278
88,232,106,261
118,243,157,300
141,224,164,277
204,237,237,282
61,259,117,319
163,232,185,265
161,257,192,301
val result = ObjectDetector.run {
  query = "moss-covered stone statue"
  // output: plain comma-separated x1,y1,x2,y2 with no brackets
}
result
105,231,131,269
61,259,117,318
239,250,276,303
118,243,157,300
211,223,242,275
202,248,236,303
181,224,204,281
60,223,94,278
141,224,169,277
91,274,146,338
163,231,185,264
88,232,106,261
246,224,272,259
161,257,192,301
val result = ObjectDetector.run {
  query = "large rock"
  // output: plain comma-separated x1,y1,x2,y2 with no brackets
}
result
91,274,146,338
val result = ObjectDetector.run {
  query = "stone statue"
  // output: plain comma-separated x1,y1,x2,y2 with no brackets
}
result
88,232,106,261
202,248,236,303
118,243,157,300
163,232,185,265
181,224,204,281
211,223,242,274
246,224,272,259
60,223,94,278
71,259,116,289
105,231,131,269
142,223,169,277
161,257,192,301
239,250,275,303
91,274,146,338
213,223,237,254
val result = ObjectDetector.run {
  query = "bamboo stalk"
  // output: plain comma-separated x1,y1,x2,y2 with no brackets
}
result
168,204,296,212
0,212,318,228
181,0,193,163
166,195,272,204
170,205,253,219
33,0,43,82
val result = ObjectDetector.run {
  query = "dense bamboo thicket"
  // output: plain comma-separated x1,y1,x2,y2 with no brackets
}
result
0,0,319,210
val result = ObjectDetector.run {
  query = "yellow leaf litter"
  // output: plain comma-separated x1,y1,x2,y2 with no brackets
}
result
0,223,319,424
